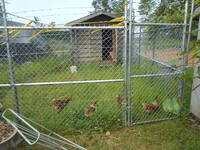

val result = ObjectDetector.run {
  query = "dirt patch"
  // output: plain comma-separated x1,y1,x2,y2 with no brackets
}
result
0,121,15,143
142,51,194,66
187,116,200,132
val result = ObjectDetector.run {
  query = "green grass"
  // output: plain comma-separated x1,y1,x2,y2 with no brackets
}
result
1,56,198,150
18,118,200,150
0,56,184,132
47,38,71,51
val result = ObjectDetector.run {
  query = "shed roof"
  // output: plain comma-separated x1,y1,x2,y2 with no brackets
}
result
65,12,117,26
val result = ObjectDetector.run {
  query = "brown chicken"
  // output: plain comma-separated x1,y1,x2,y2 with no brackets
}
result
117,95,123,107
142,101,160,114
117,95,129,107
84,100,99,117
52,98,72,113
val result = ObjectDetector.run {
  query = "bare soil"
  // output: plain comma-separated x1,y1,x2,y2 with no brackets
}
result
0,121,15,143
142,51,195,66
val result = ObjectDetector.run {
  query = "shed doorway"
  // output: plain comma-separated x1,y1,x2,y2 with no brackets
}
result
102,29,113,61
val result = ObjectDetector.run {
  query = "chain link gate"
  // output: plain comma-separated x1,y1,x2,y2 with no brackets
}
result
127,24,185,125
124,2,187,126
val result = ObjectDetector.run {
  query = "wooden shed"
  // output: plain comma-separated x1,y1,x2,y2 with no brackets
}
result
66,12,123,63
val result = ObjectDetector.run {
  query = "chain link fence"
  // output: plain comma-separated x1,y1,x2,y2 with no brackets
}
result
0,26,126,132
0,7,187,134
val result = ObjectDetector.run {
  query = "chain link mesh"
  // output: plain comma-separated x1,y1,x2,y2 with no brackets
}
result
0,14,186,132
0,27,125,131
130,25,183,124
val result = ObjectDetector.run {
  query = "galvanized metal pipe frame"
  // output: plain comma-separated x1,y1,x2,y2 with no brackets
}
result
0,79,124,87
133,26,185,35
152,32,156,62
0,26,124,29
138,26,142,65
186,0,195,64
0,23,184,31
2,109,41,145
131,72,182,79
131,117,179,126
2,109,87,150
182,0,189,64
127,0,133,126
129,0,189,126
133,23,185,26
123,3,128,126
0,71,182,88
181,0,194,104
135,52,183,73
179,0,189,102
1,0,20,113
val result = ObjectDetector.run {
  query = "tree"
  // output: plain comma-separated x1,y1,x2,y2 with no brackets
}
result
112,0,128,16
92,0,128,16
92,0,112,13
139,0,187,23
138,0,157,21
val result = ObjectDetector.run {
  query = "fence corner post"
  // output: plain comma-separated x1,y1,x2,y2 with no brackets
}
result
1,0,19,113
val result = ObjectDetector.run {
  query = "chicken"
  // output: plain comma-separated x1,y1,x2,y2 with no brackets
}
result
84,100,99,117
142,101,160,114
117,95,129,107
52,98,72,113
117,95,123,107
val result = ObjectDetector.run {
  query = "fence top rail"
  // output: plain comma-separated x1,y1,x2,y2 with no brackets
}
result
0,79,124,87
0,26,125,30
0,23,185,30
133,23,185,26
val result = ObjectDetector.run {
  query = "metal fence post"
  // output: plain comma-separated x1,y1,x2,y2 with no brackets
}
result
1,0,19,112
128,0,133,126
179,0,189,102
123,3,128,126
186,0,195,64
151,36,156,66
138,26,142,65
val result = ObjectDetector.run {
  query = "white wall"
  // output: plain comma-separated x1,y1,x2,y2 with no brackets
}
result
191,63,200,118
191,16,200,119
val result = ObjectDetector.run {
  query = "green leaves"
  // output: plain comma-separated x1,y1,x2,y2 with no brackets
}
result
162,98,181,115
92,0,127,16
195,0,200,5
92,0,113,13
139,0,186,23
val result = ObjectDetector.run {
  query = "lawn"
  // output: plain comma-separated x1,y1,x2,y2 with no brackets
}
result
0,55,181,132
0,21,196,150
18,117,200,150
0,54,198,150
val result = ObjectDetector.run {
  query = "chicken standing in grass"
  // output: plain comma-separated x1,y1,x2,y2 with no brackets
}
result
117,95,129,107
84,100,99,117
52,98,72,113
142,100,160,114
117,95,123,107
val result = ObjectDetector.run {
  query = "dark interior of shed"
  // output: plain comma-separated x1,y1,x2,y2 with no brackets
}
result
102,29,113,61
